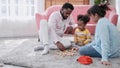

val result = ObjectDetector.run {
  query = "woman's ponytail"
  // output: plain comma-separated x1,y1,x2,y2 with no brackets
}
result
87,4,111,17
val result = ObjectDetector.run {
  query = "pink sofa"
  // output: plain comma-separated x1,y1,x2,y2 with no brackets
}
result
36,5,118,35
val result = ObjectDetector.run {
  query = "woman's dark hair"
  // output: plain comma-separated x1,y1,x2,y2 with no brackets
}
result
87,4,111,17
77,14,90,24
62,2,74,10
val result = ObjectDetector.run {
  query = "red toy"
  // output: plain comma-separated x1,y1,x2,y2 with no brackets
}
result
77,56,93,65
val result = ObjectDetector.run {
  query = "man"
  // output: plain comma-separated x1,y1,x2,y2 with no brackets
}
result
34,3,75,55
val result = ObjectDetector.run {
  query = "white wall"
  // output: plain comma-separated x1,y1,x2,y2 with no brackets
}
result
116,0,120,31
37,0,45,13
111,0,120,31
0,0,45,37
110,0,116,7
89,0,94,5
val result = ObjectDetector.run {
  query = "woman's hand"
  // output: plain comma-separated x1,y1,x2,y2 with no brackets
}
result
101,61,111,66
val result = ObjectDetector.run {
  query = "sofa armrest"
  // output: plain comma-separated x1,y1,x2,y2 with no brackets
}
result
108,11,119,26
86,24,96,35
35,13,47,30
110,14,118,26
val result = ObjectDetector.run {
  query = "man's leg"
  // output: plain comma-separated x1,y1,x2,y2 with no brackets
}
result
60,38,72,49
34,36,71,50
39,20,49,55
45,37,72,50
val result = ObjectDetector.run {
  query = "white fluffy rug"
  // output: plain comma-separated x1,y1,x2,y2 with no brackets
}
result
0,39,120,68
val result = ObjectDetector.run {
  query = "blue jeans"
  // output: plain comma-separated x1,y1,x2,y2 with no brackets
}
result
79,45,101,58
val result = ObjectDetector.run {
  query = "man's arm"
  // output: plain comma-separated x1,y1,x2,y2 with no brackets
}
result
49,26,66,51
65,16,75,34
48,12,66,51
69,16,75,27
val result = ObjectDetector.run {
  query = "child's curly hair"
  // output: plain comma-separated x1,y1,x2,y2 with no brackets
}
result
77,14,90,25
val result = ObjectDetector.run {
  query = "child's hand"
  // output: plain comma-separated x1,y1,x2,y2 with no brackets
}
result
80,42,85,46
78,42,84,46
101,61,111,66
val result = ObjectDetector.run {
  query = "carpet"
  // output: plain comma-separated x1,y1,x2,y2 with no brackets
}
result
0,39,120,68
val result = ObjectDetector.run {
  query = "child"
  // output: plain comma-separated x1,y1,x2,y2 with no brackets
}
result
74,14,91,46
79,4,120,66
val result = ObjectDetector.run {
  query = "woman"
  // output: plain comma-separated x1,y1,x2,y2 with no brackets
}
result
79,4,120,66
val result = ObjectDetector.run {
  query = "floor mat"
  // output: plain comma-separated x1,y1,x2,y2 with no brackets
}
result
0,39,120,68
